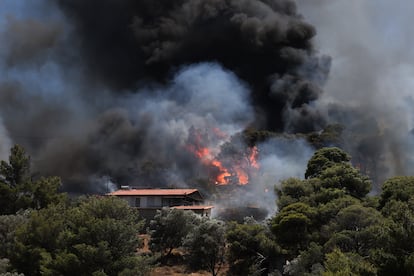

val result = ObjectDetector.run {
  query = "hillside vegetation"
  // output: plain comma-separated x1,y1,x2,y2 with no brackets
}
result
1,144,414,275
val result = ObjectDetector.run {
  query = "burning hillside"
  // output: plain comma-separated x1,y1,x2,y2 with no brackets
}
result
0,0,329,194
186,127,260,185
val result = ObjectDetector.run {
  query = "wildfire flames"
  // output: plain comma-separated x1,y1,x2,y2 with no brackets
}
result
211,160,232,184
186,127,259,185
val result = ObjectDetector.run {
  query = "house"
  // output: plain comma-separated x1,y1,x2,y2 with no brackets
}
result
107,187,213,219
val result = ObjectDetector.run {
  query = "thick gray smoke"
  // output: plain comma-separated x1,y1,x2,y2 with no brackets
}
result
3,0,412,201
246,137,313,214
298,0,414,187
0,0,328,194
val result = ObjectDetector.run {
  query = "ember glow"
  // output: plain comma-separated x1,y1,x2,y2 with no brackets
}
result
186,128,260,185
211,160,232,185
234,146,260,185
234,167,248,185
249,146,260,169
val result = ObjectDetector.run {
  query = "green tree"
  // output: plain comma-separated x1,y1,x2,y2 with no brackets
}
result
10,204,67,275
323,248,377,276
9,196,146,276
149,208,199,258
316,195,359,228
226,219,281,275
0,258,24,275
0,212,29,275
376,199,414,275
271,202,317,254
276,178,315,209
306,124,344,149
0,145,30,187
0,145,31,214
273,147,385,274
0,145,65,215
373,176,414,274
183,217,226,276
318,164,371,199
0,212,29,260
379,176,414,208
305,147,350,179
324,204,385,257
283,242,324,276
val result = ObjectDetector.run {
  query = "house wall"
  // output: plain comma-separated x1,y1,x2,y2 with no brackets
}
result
117,195,203,208
116,196,135,207
116,196,165,208
143,196,162,207
112,194,212,223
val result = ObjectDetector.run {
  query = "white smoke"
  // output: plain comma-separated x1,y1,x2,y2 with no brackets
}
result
251,137,314,213
0,118,12,161
123,62,254,149
298,0,414,181
212,136,315,218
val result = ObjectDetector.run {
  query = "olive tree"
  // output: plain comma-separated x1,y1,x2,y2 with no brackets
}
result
183,217,226,276
149,208,199,258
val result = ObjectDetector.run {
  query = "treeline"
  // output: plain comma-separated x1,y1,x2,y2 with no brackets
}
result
148,148,414,275
2,145,414,275
0,145,149,275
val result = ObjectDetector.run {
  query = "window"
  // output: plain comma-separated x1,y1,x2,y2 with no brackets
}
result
135,197,140,207
147,196,159,207
162,198,170,207
162,198,183,207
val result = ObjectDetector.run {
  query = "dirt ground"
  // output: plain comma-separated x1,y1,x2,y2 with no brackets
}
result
149,265,212,276
149,265,229,276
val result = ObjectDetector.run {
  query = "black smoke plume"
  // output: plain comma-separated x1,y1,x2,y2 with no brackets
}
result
57,0,331,130
0,0,329,194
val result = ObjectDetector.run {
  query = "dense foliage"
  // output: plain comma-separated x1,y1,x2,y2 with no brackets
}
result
0,145,150,276
0,145,65,215
3,144,414,275
149,208,199,257
5,197,147,276
269,148,414,275
226,218,281,275
184,217,226,276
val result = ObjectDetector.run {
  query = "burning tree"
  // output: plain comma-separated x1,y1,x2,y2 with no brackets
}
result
217,140,259,185
185,127,260,186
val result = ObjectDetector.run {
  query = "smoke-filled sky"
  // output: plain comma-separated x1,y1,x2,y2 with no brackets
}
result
0,0,413,195
298,0,414,184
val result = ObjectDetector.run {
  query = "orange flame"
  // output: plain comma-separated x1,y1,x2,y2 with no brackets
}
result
249,146,260,169
235,166,248,185
196,147,210,159
186,127,260,185
212,160,231,184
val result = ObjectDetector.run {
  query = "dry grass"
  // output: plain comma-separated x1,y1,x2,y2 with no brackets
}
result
138,234,151,254
149,263,229,276
149,265,211,276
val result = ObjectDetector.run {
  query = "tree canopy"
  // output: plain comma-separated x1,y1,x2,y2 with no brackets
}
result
305,147,351,179
0,145,65,215
149,208,199,258
267,147,414,275
8,196,146,276
2,144,414,275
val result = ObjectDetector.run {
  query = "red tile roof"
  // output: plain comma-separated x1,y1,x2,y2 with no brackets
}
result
107,188,199,196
